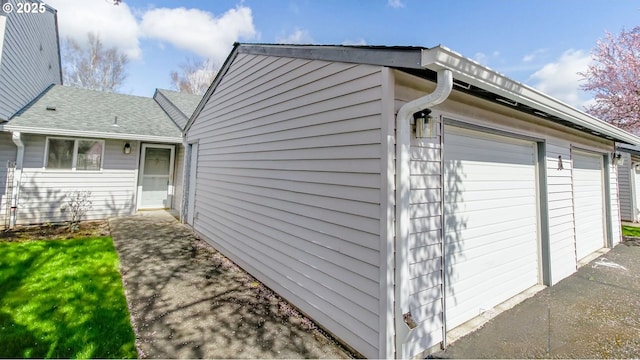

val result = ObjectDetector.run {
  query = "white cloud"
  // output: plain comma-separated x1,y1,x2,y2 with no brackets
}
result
342,39,367,46
47,0,141,58
139,6,257,64
474,51,501,66
276,28,314,44
388,0,405,8
528,49,593,108
522,48,548,63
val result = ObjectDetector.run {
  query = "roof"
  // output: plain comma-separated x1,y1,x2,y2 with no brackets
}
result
155,89,202,118
617,142,640,156
4,85,182,142
187,43,640,145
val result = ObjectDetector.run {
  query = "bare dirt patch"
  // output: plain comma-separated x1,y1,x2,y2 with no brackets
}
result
0,220,110,242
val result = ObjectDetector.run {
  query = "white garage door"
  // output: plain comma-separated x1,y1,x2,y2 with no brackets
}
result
444,125,539,330
572,150,605,261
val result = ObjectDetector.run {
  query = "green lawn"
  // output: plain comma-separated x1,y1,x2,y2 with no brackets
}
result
0,236,137,358
622,225,640,238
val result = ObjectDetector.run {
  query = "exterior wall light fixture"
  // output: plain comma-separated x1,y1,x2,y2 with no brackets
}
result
557,155,564,170
123,142,131,155
413,109,434,138
612,152,624,166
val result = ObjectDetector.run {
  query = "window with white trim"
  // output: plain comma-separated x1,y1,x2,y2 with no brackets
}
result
45,137,104,171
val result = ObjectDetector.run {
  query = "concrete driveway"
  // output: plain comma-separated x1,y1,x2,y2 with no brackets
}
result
433,238,640,358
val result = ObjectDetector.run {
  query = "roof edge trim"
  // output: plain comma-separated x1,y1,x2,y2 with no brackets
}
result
1,126,183,143
421,46,640,145
185,43,241,133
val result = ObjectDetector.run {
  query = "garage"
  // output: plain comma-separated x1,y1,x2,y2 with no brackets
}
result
443,125,540,330
572,150,606,261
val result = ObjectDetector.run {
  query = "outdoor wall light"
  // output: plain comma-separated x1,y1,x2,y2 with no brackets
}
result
123,142,131,155
557,155,564,170
612,152,624,166
413,109,434,138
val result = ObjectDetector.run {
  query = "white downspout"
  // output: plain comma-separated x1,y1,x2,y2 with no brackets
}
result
9,131,24,228
394,69,452,358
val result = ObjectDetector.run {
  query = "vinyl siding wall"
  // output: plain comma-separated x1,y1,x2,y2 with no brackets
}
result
0,132,17,228
0,0,61,120
618,152,633,222
609,159,622,245
395,70,619,353
393,73,445,357
15,135,138,224
186,53,386,358
545,141,577,283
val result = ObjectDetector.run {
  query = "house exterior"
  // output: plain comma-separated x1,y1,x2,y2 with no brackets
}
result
0,0,202,228
0,85,199,226
616,144,640,222
0,0,62,227
183,43,640,358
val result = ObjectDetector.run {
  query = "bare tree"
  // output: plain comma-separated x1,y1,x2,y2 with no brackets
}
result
170,58,217,95
62,33,128,92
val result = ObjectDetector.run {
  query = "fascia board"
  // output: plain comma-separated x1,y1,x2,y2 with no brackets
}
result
184,43,240,134
0,15,6,72
422,46,640,146
3,125,183,143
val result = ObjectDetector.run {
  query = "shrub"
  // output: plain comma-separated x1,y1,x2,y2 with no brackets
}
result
60,191,93,231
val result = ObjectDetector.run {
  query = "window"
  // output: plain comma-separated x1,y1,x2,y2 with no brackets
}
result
45,137,104,171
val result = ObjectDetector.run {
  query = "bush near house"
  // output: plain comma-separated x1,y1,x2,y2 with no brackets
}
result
0,236,137,358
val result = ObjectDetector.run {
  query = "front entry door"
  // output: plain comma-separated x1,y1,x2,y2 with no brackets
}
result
138,144,175,209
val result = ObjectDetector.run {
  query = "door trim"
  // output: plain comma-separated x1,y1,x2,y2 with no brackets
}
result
186,142,198,225
136,143,176,210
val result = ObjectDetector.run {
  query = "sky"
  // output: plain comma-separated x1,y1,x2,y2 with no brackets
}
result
45,0,640,110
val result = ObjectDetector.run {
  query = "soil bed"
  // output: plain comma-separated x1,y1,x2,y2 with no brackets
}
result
1,220,110,242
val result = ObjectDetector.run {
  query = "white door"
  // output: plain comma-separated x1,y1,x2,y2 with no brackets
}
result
633,164,640,222
138,144,175,209
444,125,539,330
572,150,605,260
186,143,198,225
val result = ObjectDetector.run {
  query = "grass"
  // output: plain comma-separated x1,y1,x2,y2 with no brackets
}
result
0,236,137,358
622,225,640,238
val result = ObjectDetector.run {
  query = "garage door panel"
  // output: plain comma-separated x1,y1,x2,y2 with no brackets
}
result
447,196,536,214
445,188,535,203
447,232,537,269
446,264,538,327
446,223,537,258
449,256,537,300
443,126,539,330
446,136,535,158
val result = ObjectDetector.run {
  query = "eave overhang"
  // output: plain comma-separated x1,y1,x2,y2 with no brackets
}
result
1,125,182,143
420,46,640,145
186,43,640,146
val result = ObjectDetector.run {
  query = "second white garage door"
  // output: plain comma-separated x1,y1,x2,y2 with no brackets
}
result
443,125,540,330
572,150,606,261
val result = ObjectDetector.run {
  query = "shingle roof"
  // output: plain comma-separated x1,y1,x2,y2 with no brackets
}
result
156,89,202,118
7,85,182,140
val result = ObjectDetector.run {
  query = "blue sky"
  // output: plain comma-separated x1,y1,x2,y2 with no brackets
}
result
46,0,640,109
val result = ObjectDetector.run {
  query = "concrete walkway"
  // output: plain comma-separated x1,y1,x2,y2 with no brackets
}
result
109,212,351,359
433,238,640,359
